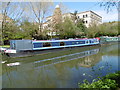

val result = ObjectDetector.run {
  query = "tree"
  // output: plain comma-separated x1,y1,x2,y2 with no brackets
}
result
86,23,98,38
86,21,119,37
1,2,27,44
19,20,39,39
59,17,76,39
76,19,87,37
97,22,119,36
59,2,69,14
29,1,53,38
2,21,23,44
73,10,78,24
99,0,119,13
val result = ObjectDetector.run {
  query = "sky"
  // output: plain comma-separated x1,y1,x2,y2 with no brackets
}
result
2,1,118,23
53,2,118,23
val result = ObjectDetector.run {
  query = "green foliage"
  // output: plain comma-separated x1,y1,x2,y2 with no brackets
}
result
19,20,39,39
2,14,119,44
59,17,76,38
79,79,117,89
76,19,87,37
87,21,119,38
97,22,118,36
57,17,87,39
0,45,10,48
104,71,120,88
86,23,98,38
2,21,22,41
78,71,120,89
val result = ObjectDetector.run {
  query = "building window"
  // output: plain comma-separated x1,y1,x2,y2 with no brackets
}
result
86,14,87,17
83,15,85,18
91,14,93,18
78,16,79,18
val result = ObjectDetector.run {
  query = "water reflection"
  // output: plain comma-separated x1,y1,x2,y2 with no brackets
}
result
34,49,99,68
2,43,119,88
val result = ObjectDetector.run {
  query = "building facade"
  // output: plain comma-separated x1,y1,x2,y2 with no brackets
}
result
43,5,102,28
77,11,102,27
42,5,102,36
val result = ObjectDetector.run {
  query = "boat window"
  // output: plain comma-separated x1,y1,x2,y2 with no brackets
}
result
96,39,98,42
79,41,85,44
60,42,65,46
51,42,60,46
86,40,89,43
94,39,97,42
72,42,75,45
33,43,43,48
76,42,79,44
43,42,51,47
89,40,92,43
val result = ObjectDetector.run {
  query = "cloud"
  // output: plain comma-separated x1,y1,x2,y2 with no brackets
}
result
94,10,118,22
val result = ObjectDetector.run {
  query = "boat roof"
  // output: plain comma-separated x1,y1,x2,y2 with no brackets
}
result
32,38,97,43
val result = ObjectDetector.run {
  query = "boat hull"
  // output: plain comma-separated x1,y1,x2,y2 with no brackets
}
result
4,43,99,58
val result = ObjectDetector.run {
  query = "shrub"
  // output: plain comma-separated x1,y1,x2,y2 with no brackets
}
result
79,71,120,89
79,79,117,89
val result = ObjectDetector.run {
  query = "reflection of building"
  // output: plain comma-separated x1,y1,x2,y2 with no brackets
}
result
78,49,101,68
79,56,95,68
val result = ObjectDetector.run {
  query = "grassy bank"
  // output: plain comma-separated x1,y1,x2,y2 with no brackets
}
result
0,45,10,48
79,71,120,89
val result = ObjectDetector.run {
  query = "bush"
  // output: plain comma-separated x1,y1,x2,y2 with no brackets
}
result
79,71,120,89
79,79,117,89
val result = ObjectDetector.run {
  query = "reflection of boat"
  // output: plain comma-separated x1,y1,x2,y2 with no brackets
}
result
7,62,20,67
34,48,99,68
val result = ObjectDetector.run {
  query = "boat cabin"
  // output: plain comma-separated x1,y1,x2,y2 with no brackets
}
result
10,38,99,51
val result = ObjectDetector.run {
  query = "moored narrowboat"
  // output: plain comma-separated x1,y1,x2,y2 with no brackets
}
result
3,38,99,57
2,36,119,57
100,36,119,45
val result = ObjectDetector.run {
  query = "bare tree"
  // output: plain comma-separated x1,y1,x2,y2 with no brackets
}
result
29,1,53,37
59,2,70,14
99,0,119,13
1,1,28,44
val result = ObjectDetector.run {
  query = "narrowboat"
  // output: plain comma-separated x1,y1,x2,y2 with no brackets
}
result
100,36,119,45
3,38,99,57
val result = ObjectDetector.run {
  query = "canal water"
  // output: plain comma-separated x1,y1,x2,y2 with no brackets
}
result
1,43,119,88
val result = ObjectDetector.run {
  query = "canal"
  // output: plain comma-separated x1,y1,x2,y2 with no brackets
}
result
1,43,119,88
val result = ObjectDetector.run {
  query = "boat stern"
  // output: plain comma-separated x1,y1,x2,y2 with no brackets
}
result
4,49,17,53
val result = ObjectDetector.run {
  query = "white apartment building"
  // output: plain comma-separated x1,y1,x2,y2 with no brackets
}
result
43,11,102,28
42,5,102,36
77,11,102,27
